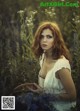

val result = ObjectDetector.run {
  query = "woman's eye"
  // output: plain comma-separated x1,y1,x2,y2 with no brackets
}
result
47,35,53,38
40,35,53,39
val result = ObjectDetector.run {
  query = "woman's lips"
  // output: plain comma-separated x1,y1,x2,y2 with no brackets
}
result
42,44,47,47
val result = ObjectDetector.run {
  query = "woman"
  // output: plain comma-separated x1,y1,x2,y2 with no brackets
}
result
30,21,76,111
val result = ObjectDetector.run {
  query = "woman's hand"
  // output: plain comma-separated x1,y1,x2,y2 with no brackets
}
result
13,83,43,94
27,83,43,93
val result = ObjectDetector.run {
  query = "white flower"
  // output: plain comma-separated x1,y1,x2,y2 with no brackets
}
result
17,10,24,14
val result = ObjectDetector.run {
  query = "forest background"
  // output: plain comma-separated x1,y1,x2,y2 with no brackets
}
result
0,0,80,101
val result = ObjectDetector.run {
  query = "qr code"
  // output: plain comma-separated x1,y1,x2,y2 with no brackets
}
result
1,96,15,110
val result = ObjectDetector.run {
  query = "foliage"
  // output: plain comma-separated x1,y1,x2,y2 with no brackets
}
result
17,9,37,59
15,92,58,111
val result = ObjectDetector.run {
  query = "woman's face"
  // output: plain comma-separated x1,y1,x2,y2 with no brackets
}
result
40,28,54,52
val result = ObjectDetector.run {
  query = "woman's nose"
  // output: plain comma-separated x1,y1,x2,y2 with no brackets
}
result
43,36,47,41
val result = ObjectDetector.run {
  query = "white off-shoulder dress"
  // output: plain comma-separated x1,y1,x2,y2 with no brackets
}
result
38,54,76,111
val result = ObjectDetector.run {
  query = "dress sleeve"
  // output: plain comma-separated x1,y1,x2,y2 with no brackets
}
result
55,58,71,73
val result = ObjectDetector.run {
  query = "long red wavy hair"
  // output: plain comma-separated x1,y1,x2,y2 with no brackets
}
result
32,21,71,62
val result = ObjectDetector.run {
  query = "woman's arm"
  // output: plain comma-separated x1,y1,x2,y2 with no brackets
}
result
56,68,76,101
